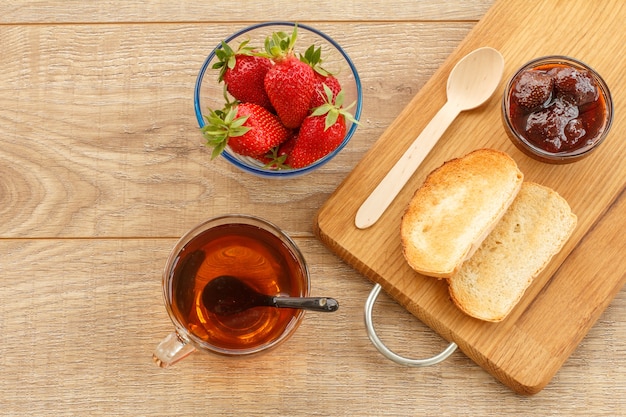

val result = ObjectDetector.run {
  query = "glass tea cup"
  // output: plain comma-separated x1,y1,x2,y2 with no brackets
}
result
153,214,310,367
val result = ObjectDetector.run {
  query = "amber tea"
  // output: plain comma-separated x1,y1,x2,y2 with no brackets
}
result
165,220,308,354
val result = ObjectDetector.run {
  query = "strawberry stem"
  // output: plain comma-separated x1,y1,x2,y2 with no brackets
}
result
300,44,331,77
212,39,256,82
311,84,360,131
262,24,298,60
261,146,290,170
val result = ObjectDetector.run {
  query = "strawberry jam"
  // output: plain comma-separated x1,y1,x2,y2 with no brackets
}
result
506,61,610,155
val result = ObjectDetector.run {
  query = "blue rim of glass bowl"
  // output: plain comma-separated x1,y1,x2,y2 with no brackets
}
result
194,21,363,178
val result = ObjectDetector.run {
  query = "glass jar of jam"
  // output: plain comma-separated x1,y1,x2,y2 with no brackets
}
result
502,56,613,163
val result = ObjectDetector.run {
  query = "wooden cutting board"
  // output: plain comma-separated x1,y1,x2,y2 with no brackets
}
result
315,0,626,395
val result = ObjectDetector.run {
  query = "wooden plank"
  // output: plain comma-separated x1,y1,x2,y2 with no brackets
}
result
0,1,493,24
315,0,626,394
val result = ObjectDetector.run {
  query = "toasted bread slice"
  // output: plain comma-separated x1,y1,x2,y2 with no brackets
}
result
448,182,577,322
401,149,523,278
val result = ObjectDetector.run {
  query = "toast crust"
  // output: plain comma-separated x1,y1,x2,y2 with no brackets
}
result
401,149,523,278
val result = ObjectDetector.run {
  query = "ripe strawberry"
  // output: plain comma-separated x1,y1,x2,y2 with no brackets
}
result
201,102,290,158
276,132,298,157
299,44,343,108
213,40,273,109
263,25,316,129
310,73,342,109
286,116,344,168
286,85,359,168
254,132,297,169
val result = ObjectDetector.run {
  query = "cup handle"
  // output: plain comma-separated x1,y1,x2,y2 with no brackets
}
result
153,331,197,368
364,283,457,366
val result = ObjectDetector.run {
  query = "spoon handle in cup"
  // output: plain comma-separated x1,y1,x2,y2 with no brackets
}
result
272,297,339,312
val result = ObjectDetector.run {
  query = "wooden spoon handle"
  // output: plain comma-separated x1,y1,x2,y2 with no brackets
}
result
355,101,461,229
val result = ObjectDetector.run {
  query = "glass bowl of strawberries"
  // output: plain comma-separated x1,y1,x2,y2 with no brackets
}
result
502,55,613,163
194,22,362,178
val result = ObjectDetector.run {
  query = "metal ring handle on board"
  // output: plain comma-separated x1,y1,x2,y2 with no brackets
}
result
364,283,458,366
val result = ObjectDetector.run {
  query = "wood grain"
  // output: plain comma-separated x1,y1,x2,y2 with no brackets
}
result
0,1,493,23
316,0,626,395
0,22,471,238
0,0,624,415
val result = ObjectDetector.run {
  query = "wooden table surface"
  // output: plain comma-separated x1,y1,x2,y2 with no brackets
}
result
1,1,623,416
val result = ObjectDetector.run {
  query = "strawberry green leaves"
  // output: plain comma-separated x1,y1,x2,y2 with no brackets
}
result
262,25,298,59
213,40,255,82
311,84,359,130
201,107,251,159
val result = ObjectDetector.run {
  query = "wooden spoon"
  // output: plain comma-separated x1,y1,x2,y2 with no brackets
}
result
355,47,505,229
202,275,339,316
